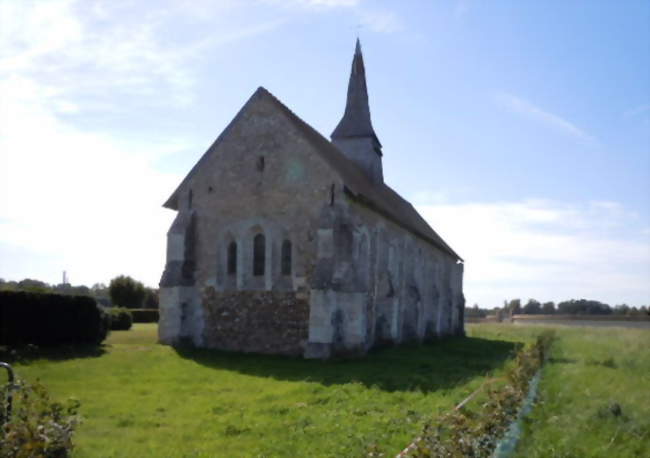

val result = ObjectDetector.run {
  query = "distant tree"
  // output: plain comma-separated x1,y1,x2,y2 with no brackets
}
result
144,288,159,309
53,283,71,294
109,275,146,309
53,283,93,297
0,278,14,291
91,283,111,306
465,304,487,318
17,278,51,293
541,301,556,314
627,306,643,316
91,283,108,294
613,304,631,315
557,299,612,315
522,299,542,315
506,299,522,315
74,285,91,296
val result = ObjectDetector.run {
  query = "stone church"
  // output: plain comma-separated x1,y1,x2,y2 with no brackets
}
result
159,40,464,358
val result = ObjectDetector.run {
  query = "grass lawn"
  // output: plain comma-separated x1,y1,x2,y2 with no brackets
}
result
6,323,648,457
7,324,516,457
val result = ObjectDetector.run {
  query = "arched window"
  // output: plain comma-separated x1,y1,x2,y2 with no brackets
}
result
253,234,265,276
281,240,292,276
227,241,237,275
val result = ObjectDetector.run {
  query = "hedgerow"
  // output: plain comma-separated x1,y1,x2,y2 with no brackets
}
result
404,331,555,457
130,309,159,323
0,291,109,346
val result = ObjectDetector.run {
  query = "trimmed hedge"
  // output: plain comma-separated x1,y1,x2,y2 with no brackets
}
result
130,308,159,323
109,307,133,331
0,290,109,346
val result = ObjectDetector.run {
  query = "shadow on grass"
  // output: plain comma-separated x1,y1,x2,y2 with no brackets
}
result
175,337,519,393
0,344,107,365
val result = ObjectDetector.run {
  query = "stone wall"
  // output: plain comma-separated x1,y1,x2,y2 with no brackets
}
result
306,194,464,357
202,288,309,356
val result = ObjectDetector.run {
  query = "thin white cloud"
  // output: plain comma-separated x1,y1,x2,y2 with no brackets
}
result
416,198,650,307
0,75,182,287
0,0,287,288
494,92,597,144
0,0,285,109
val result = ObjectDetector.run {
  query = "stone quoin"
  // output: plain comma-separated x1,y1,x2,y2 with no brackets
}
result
158,40,465,358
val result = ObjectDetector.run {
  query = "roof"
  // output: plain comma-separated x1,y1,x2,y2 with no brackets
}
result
163,87,461,261
261,89,461,261
331,38,381,150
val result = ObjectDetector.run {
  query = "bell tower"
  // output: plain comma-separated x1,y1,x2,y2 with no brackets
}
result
331,39,383,184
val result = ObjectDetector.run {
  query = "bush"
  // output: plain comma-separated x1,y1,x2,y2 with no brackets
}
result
109,307,133,331
1,378,81,457
0,291,110,346
109,276,145,308
130,309,159,323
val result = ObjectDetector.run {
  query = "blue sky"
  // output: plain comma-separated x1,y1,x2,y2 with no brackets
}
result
1,0,648,307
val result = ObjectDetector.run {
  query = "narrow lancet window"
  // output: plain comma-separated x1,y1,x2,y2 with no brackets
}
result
281,240,292,276
253,234,265,276
227,241,237,275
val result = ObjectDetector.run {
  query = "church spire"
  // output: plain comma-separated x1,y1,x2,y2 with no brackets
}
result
331,39,384,184
331,38,381,150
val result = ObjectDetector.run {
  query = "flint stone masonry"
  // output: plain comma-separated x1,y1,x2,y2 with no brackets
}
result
202,289,309,355
158,40,465,358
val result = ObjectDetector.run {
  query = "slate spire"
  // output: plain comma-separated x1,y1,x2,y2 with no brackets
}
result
331,39,384,184
331,38,382,151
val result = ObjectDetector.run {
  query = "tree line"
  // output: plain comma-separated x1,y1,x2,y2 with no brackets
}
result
0,276,158,309
466,298,649,317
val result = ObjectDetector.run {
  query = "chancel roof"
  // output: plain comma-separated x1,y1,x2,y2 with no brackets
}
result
163,87,461,261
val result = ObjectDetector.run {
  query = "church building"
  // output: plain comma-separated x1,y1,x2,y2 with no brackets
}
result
159,40,465,358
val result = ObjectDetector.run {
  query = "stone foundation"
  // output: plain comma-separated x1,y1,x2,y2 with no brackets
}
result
202,288,309,356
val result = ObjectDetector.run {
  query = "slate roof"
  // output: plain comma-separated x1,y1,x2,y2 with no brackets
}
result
163,87,461,261
331,39,381,151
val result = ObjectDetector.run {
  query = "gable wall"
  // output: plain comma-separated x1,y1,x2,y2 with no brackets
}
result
167,94,346,353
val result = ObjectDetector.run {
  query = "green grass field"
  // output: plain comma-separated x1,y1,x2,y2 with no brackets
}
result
6,323,649,457
469,324,650,458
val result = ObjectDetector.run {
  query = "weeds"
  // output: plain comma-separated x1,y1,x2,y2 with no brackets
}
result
1,379,81,457
405,331,556,457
